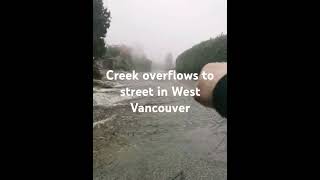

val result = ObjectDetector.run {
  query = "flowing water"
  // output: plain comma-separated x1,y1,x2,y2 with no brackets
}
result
93,74,227,180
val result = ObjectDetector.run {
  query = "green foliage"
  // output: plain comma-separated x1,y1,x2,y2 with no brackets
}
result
105,45,152,72
105,45,134,71
93,0,111,59
176,34,227,73
93,0,111,79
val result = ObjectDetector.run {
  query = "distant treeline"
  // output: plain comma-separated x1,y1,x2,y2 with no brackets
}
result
105,45,152,72
176,34,227,73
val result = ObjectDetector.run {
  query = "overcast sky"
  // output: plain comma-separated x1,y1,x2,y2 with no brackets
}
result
103,0,227,63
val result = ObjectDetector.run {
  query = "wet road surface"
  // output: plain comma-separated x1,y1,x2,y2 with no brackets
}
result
93,75,227,180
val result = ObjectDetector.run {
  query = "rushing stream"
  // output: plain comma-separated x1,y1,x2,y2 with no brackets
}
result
93,74,227,180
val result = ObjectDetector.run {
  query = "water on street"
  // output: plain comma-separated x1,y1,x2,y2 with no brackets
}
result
93,74,227,180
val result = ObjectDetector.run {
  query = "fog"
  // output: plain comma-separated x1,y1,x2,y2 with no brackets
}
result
104,0,227,64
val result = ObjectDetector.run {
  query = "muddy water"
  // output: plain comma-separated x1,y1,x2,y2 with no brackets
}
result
93,76,227,180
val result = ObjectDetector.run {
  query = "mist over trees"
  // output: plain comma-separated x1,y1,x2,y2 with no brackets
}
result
93,0,111,79
164,53,174,70
176,34,227,73
93,0,225,77
93,0,152,76
105,45,152,72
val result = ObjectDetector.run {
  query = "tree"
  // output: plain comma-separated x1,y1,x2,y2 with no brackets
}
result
93,0,111,79
105,45,152,72
93,0,111,59
176,34,227,73
165,53,173,70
